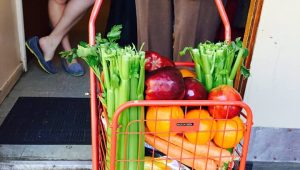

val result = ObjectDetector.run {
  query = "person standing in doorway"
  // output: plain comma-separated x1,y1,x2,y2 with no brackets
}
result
135,0,224,61
106,0,137,47
26,0,95,76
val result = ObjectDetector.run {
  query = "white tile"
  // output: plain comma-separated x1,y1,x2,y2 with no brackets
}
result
0,145,26,159
20,145,91,160
0,160,92,170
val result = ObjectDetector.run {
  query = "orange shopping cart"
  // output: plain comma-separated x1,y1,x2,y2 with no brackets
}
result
88,0,253,170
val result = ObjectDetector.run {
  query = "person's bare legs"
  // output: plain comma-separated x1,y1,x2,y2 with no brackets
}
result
39,0,94,62
48,0,84,65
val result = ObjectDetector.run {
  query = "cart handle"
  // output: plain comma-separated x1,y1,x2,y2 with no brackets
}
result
215,0,231,42
89,1,103,170
175,62,195,67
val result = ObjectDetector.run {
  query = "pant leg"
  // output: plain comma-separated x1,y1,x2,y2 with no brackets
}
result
106,0,137,47
135,0,173,58
173,0,222,61
196,0,225,42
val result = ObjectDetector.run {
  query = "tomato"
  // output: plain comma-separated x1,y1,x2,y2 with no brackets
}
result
208,85,242,119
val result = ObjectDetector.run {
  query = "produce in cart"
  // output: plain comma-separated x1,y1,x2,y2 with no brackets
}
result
61,22,251,169
145,134,218,169
146,106,184,137
208,85,243,119
85,0,254,169
145,51,175,72
180,38,250,91
145,66,185,100
183,77,208,100
214,116,245,149
184,109,217,145
180,68,197,78
158,135,232,165
143,62,248,169
60,25,146,170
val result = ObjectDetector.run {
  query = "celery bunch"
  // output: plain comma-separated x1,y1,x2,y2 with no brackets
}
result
60,25,145,170
180,38,250,91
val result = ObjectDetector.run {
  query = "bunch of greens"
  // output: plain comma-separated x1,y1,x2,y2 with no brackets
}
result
180,38,250,91
60,25,145,170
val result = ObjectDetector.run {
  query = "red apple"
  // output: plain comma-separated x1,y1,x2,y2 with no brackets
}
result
208,85,242,119
145,51,175,72
145,67,185,100
183,78,208,100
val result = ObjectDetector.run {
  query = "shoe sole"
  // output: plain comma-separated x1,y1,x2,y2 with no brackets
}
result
61,59,84,77
68,72,84,77
25,42,52,74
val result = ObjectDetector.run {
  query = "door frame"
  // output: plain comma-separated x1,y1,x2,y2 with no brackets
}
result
234,0,264,97
15,0,27,71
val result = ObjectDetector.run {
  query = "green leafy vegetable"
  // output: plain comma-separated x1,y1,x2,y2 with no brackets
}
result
60,25,145,170
180,38,250,91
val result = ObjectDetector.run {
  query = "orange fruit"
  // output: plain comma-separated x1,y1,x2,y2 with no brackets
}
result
179,69,197,78
184,110,217,145
146,106,184,137
213,116,245,148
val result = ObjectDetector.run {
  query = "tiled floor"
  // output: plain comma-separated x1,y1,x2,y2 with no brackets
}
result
0,60,92,169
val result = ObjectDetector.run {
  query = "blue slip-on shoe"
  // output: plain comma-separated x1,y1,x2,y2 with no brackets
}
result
25,36,57,74
61,58,85,77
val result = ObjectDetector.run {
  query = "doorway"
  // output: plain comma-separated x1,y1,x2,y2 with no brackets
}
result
0,0,111,169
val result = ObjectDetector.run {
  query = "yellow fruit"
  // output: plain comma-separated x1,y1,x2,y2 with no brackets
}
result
184,110,217,145
146,106,184,137
213,116,245,148
144,157,172,170
179,69,197,78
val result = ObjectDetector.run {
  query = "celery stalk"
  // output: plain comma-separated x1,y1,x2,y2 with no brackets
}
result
105,88,114,169
190,49,203,83
213,49,226,87
127,51,145,170
176,38,249,92
127,53,140,170
128,76,139,170
101,49,115,170
199,45,213,91
228,48,245,87
116,52,130,170
137,52,145,170
224,47,235,86
179,47,204,83
60,25,147,170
